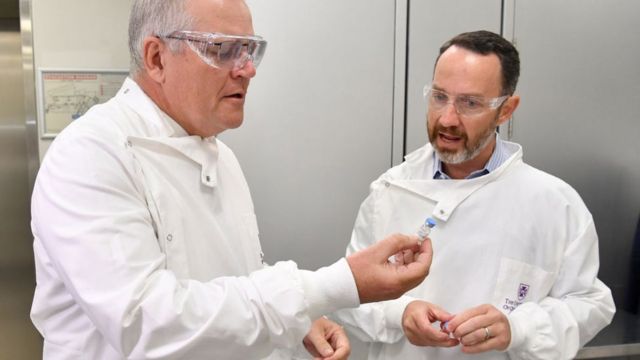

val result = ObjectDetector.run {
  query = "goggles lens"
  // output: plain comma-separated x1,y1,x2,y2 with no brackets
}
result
423,85,508,117
164,31,267,70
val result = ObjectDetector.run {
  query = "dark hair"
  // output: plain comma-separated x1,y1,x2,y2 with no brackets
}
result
437,30,520,95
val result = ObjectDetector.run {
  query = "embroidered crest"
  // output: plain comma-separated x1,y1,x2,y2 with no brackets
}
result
518,283,530,301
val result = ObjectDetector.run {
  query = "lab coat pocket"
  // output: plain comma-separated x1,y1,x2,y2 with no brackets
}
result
491,257,554,314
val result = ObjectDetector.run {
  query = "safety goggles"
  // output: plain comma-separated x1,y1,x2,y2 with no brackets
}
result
162,30,267,70
424,84,509,117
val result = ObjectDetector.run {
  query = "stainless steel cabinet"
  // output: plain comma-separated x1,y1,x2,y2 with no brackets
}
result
506,0,640,356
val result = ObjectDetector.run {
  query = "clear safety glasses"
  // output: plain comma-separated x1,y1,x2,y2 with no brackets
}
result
162,30,267,70
423,84,509,117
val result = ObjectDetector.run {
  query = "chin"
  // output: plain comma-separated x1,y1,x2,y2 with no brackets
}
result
212,112,245,134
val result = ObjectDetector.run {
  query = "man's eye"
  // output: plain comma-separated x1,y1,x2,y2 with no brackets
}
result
205,44,220,57
460,97,482,109
217,42,242,61
432,92,448,103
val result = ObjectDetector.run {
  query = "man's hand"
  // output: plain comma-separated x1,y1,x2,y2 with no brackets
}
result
302,317,350,360
346,233,433,303
446,304,511,353
402,300,459,347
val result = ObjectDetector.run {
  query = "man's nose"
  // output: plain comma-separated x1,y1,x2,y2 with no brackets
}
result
231,55,257,78
438,101,461,127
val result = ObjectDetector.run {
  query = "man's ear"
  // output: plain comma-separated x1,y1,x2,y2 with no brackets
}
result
142,36,167,84
497,95,520,125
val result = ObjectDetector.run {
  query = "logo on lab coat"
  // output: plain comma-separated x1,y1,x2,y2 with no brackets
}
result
518,283,530,301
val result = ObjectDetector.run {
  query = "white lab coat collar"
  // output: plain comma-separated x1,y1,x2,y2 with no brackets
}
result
383,141,523,222
118,77,220,188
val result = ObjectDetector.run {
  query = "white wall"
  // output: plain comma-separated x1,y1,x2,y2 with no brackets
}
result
31,0,131,158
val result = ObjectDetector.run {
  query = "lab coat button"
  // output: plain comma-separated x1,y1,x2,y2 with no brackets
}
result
166,234,173,241
206,175,210,182
384,181,390,187
439,209,445,215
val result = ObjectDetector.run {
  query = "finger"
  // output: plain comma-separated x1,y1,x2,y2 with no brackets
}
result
461,336,502,354
414,314,459,347
453,315,495,341
427,303,455,323
303,328,335,358
460,326,490,347
447,304,491,333
376,234,420,261
303,340,323,358
417,327,460,347
326,330,350,360
402,249,413,264
412,236,433,268
397,236,432,282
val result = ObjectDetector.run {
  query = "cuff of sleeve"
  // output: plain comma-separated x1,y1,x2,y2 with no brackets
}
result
299,258,360,320
383,295,417,330
506,303,535,352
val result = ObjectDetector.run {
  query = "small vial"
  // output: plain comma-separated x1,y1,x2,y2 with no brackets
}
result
417,217,436,243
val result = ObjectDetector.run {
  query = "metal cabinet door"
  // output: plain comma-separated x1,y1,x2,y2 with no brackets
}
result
507,0,640,354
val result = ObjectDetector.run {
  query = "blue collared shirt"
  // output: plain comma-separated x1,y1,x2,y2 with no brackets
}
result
432,134,514,180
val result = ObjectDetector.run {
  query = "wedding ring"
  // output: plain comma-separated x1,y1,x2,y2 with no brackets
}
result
484,326,491,341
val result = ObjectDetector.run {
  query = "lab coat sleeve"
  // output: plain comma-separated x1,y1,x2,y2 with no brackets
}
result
506,218,615,360
31,128,359,359
333,180,414,343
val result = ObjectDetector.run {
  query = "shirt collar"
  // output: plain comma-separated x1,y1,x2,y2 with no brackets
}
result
117,77,190,138
432,133,512,180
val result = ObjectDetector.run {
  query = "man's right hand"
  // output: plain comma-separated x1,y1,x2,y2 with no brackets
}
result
402,300,459,347
346,233,433,303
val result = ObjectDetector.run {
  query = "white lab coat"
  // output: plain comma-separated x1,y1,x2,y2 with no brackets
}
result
31,78,359,359
334,141,615,360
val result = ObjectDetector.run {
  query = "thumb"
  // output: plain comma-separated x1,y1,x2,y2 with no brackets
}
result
415,236,433,268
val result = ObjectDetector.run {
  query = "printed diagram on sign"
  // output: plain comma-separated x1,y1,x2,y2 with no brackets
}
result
45,83,101,121
39,70,128,137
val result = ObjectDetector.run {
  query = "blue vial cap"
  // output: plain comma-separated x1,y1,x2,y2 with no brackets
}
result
426,217,436,228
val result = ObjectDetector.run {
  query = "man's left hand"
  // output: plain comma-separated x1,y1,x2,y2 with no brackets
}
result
302,317,350,360
446,304,511,353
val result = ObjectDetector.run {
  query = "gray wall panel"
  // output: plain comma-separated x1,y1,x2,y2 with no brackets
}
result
222,0,396,270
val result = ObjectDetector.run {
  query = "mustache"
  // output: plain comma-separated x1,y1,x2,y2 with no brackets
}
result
435,125,466,138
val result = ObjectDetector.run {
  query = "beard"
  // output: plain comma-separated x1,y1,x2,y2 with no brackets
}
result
428,116,498,165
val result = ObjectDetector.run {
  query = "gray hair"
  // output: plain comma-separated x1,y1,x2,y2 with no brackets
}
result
128,0,195,76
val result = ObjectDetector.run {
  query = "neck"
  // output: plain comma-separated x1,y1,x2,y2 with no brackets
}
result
442,137,496,179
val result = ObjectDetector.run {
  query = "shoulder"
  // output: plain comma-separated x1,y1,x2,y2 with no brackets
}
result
504,161,593,234
510,162,585,203
50,97,134,152
37,98,144,195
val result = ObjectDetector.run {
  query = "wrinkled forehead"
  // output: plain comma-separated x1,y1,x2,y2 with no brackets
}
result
187,0,254,36
434,45,502,96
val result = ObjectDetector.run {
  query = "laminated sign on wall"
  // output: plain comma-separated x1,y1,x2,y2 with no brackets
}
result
37,69,127,137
